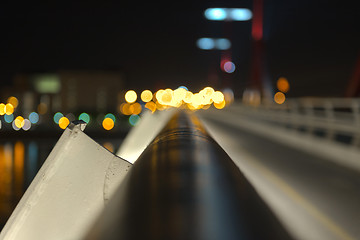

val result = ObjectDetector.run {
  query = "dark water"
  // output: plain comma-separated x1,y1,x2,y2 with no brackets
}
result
0,138,122,230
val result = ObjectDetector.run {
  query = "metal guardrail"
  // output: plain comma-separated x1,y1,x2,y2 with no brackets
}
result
84,111,292,240
233,98,360,147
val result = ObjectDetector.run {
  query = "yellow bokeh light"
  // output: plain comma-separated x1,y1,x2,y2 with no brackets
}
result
160,89,173,105
212,91,225,104
7,96,19,108
131,102,142,115
145,101,157,113
14,116,25,128
183,91,193,104
0,103,6,115
140,90,153,102
277,77,290,93
37,103,48,115
102,118,114,130
214,100,226,109
274,92,286,104
155,89,164,102
59,117,70,129
125,90,137,103
5,103,14,115
173,88,186,102
120,103,132,115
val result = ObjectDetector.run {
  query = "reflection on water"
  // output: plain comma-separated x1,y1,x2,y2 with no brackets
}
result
0,138,120,230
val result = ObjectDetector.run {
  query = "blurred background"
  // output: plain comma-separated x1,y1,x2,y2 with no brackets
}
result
0,0,359,230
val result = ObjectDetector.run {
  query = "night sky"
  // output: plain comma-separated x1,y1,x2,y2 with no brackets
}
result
0,0,359,97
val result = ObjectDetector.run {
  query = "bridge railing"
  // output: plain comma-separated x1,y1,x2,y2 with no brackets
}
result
231,98,360,147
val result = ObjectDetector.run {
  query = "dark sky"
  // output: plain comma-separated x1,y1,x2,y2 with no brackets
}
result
0,0,359,97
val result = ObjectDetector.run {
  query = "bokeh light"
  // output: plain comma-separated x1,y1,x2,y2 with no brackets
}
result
223,61,236,73
37,103,48,115
125,90,137,103
131,103,142,115
104,113,116,123
129,114,140,126
102,118,114,130
12,121,20,131
140,90,153,102
79,112,90,124
197,38,215,50
0,103,6,115
274,92,286,104
22,119,31,131
204,8,227,21
59,117,70,129
145,101,157,113
4,114,14,123
14,116,25,128
121,103,132,115
277,77,290,93
7,96,19,108
53,112,64,124
214,100,226,109
5,103,14,115
29,112,39,124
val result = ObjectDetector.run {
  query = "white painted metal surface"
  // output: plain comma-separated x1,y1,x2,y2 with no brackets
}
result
0,124,131,240
116,109,175,163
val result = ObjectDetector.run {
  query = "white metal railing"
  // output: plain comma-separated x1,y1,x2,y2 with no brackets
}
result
228,98,360,147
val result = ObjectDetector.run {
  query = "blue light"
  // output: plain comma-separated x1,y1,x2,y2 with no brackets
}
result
197,38,215,50
29,112,39,124
104,113,116,123
229,8,252,21
178,86,188,91
53,112,63,124
129,114,140,126
79,112,91,124
223,61,236,73
204,8,227,21
4,114,14,123
215,38,231,50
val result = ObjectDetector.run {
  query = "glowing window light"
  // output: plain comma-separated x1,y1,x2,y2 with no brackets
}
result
5,103,14,115
129,114,140,126
229,8,252,21
277,77,290,93
7,96,19,108
223,61,236,73
104,113,116,123
204,8,227,21
212,91,225,104
29,112,39,124
4,114,14,123
145,101,157,113
22,119,31,131
12,121,20,131
196,38,215,50
140,90,153,103
102,118,114,130
274,92,286,104
125,90,137,103
79,112,91,124
14,116,25,128
214,100,226,109
215,38,231,50
0,103,6,115
59,117,70,129
53,112,64,124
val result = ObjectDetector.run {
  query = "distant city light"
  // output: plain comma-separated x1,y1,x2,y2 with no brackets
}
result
22,119,31,131
274,92,286,104
204,8,252,21
59,117,70,129
229,8,252,21
4,114,14,123
129,114,140,126
125,90,137,103
14,116,25,128
204,8,227,21
5,103,14,115
215,38,231,50
79,112,91,124
104,113,116,123
197,38,215,50
277,77,290,93
53,112,64,124
29,112,39,124
102,118,114,130
223,61,236,73
7,96,19,108
140,90,153,102
0,103,5,115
